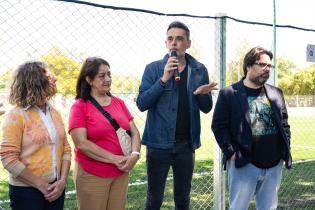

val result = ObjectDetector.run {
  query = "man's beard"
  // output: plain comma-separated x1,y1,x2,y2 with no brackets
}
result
250,74,269,86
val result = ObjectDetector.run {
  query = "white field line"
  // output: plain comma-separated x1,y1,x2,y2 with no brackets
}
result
1,159,314,204
58,159,315,196
291,145,315,149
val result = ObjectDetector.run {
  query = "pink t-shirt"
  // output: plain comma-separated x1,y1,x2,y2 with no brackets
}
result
68,96,133,177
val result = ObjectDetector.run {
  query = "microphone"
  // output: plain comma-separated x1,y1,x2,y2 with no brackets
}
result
171,51,180,81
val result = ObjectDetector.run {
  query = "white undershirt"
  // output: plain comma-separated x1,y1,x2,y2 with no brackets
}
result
36,103,58,180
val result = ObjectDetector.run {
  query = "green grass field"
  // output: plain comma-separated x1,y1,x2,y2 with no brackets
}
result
1,108,315,209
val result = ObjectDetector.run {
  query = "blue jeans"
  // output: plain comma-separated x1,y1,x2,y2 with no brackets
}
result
227,160,283,210
145,142,195,210
9,184,65,210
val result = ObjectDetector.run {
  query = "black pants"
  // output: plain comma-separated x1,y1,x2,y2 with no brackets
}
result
9,185,65,210
145,142,195,210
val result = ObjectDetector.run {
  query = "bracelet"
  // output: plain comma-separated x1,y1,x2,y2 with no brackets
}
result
131,151,141,158
131,151,140,155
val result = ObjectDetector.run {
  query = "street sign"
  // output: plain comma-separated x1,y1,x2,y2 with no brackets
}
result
306,44,315,62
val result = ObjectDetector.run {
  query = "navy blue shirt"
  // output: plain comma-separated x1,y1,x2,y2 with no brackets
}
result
175,64,190,142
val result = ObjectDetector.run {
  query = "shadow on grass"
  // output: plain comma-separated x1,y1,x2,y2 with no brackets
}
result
277,161,315,210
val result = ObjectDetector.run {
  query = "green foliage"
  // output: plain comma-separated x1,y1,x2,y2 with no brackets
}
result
42,47,81,96
278,76,294,94
41,47,142,96
111,75,140,94
279,64,315,95
0,70,12,90
226,42,251,85
276,57,297,80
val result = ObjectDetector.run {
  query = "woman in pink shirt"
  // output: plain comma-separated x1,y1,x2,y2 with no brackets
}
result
69,57,141,210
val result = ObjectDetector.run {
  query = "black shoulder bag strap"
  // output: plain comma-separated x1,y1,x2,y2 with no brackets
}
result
88,96,131,135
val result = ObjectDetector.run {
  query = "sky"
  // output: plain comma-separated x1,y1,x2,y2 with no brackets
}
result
87,0,315,69
1,0,314,76
90,0,315,29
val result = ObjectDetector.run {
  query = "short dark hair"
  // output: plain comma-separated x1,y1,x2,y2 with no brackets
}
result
243,46,273,77
76,57,110,100
167,21,190,39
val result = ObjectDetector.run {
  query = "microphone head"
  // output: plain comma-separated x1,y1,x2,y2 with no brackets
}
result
170,51,178,57
170,51,180,81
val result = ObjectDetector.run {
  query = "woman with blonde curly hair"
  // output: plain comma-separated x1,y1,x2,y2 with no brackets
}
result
0,61,71,210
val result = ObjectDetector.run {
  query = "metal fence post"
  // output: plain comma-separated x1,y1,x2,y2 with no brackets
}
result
214,13,227,210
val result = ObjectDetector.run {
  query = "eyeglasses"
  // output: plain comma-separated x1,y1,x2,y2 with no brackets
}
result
254,62,274,69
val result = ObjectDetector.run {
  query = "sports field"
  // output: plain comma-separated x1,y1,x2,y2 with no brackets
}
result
0,107,314,209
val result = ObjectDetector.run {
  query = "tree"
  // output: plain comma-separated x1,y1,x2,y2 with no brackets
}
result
276,57,297,80
277,57,298,95
278,64,315,95
297,65,315,95
0,70,12,90
111,75,140,94
226,42,251,85
42,47,81,96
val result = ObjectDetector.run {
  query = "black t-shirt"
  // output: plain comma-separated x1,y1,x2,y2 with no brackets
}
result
175,64,190,142
245,86,285,169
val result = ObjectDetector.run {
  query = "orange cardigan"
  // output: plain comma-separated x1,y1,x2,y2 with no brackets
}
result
0,105,71,186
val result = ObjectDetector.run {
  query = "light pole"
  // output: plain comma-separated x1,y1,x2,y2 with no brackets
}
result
272,0,277,86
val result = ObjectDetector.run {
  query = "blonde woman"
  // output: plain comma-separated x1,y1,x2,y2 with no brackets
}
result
0,61,71,210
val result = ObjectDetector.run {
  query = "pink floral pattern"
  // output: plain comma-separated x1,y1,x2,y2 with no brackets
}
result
25,121,52,145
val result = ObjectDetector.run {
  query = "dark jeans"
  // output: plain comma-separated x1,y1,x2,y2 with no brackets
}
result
145,142,195,210
9,184,65,210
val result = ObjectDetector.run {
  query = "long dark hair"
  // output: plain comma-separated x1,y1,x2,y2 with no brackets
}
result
75,57,110,100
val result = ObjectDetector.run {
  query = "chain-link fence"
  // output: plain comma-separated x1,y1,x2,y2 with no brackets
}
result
0,0,314,209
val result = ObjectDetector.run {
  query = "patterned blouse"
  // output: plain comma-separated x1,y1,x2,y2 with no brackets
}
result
0,104,71,186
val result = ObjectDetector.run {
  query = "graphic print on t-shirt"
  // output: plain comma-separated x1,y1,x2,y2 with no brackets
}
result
248,93,278,136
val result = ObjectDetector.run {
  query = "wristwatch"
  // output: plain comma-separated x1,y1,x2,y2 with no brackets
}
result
131,151,141,159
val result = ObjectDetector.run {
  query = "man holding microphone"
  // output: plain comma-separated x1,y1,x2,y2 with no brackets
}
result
137,21,217,210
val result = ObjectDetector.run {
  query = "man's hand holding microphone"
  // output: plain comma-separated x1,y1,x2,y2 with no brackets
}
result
161,50,218,94
161,51,180,84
